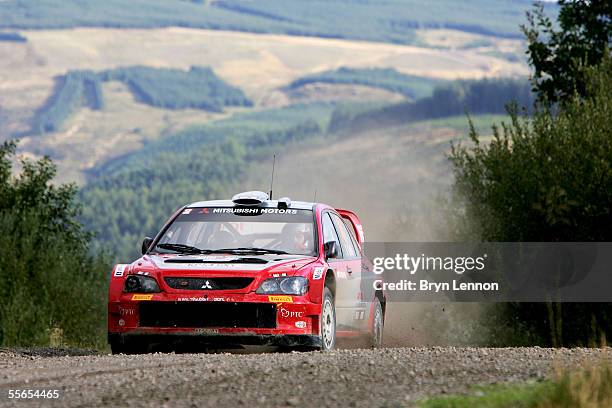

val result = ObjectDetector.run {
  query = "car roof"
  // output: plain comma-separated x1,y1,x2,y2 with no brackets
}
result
186,200,317,211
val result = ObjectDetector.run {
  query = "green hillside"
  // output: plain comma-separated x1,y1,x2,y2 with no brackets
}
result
288,68,445,100
32,70,103,134
215,0,535,40
100,66,252,112
32,66,250,134
79,77,531,261
1,0,556,44
79,103,335,261
328,78,534,133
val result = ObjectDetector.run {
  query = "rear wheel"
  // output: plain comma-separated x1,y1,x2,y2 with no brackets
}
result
368,299,384,348
320,287,336,351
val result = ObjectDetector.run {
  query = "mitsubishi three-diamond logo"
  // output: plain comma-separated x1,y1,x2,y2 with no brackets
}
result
201,280,213,289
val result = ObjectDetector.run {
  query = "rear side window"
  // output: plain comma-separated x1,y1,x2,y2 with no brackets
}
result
343,218,362,255
322,213,343,258
330,213,358,258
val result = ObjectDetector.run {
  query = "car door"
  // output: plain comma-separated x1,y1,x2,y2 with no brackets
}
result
321,212,352,327
329,212,365,331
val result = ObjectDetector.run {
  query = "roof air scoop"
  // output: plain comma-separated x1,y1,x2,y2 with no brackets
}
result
278,197,291,209
232,191,269,206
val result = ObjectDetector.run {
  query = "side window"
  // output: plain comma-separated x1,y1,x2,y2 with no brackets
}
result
343,218,362,256
330,213,357,258
322,213,342,258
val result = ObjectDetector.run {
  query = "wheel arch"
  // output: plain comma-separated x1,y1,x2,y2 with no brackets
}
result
324,269,336,297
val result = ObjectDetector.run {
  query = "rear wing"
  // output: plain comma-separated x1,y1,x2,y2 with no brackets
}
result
335,208,364,247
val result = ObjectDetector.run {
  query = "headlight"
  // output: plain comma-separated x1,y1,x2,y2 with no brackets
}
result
256,277,308,296
123,275,161,293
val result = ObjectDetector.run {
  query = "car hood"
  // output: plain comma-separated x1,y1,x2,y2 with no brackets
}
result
140,253,316,276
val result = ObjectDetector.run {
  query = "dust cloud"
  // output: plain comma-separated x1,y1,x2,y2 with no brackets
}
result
240,123,491,346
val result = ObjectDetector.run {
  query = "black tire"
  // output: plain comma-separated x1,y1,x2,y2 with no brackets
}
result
319,287,336,351
110,337,149,354
368,299,384,348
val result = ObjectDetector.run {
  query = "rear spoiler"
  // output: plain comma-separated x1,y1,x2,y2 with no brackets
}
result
335,208,364,247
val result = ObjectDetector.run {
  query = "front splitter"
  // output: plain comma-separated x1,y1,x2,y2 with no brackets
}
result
108,332,322,348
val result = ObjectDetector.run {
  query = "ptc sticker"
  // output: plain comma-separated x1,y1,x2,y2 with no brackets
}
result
313,267,324,280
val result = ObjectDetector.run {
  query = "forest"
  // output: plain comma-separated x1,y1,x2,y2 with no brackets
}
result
80,103,333,261
31,66,251,134
79,76,533,262
0,0,552,44
99,66,252,111
327,78,533,133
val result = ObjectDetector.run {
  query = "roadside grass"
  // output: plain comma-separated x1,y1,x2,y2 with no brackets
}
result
419,382,551,408
420,361,612,408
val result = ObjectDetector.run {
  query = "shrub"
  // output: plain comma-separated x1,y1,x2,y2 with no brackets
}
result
0,141,108,348
448,59,612,346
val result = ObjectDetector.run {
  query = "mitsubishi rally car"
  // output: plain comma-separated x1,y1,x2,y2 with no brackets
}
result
108,191,385,353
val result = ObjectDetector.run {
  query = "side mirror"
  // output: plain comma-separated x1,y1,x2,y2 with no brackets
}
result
324,241,339,259
141,237,154,255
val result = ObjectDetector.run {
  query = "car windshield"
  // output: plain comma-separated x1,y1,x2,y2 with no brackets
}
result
153,207,316,256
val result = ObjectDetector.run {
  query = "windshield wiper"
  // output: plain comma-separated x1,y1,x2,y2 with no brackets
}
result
155,244,290,256
214,247,290,255
155,243,215,254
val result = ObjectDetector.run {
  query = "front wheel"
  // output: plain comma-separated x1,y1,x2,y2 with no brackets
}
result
319,287,336,351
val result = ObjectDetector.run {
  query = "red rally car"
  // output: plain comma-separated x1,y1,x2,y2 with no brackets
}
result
108,191,385,353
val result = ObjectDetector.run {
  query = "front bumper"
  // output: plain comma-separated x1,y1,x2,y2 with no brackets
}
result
108,292,322,340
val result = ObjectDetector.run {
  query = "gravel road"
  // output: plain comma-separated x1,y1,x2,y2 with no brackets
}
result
1,347,610,408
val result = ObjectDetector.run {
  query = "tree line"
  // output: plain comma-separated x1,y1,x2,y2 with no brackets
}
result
288,67,444,100
327,77,534,134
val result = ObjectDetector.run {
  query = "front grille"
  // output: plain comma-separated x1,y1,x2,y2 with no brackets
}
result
164,277,254,290
139,302,277,329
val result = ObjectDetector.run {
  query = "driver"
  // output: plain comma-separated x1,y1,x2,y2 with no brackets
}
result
279,223,312,253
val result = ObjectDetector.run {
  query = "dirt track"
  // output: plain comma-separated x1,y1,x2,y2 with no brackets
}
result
1,347,610,407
